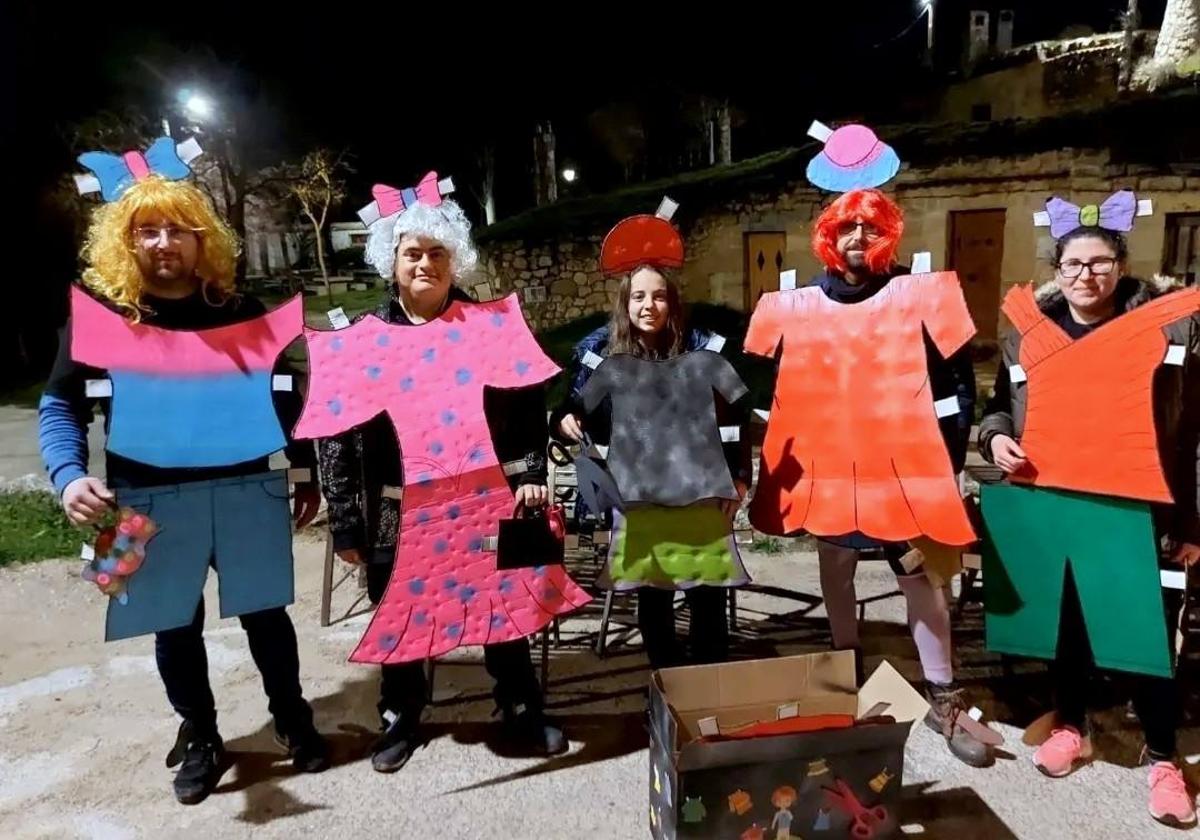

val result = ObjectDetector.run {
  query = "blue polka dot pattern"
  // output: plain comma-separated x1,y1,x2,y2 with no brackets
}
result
441,410,457,426
408,579,426,595
491,615,506,629
447,329,462,342
365,365,382,379
446,622,463,638
515,360,531,376
376,333,390,347
400,377,414,392
458,585,477,604
422,347,436,363
447,504,461,520
413,610,428,626
499,577,514,593
328,399,342,416
468,536,483,551
429,441,444,455
416,510,431,525
491,313,505,327
433,538,449,554
331,337,343,351
455,368,472,385
444,577,458,590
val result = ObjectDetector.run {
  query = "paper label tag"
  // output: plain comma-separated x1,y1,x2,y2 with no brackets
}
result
80,543,95,561
176,137,203,164
582,350,604,370
272,375,293,391
593,530,611,545
75,173,101,195
481,536,499,552
911,252,932,274
328,307,351,329
286,468,312,483
1162,569,1187,590
655,196,679,221
594,444,609,459
777,703,799,719
719,426,740,443
807,120,833,142
779,269,797,291
704,334,727,353
1009,364,1028,384
85,379,113,398
1033,211,1051,228
564,534,580,550
473,282,494,302
962,553,982,570
753,408,770,422
934,396,960,418
968,706,984,722
381,485,403,500
1165,344,1187,367
501,458,529,477
696,716,720,736
1137,198,1153,217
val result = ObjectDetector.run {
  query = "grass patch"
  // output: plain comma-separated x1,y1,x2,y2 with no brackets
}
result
749,535,785,554
0,380,46,409
0,491,83,566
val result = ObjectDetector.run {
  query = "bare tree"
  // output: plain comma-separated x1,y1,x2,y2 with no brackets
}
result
1119,0,1141,91
285,149,350,305
1137,0,1200,88
469,143,497,225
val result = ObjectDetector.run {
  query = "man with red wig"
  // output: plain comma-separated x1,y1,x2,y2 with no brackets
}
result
748,187,990,767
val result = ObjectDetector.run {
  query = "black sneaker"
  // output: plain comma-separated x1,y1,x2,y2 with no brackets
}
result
274,725,331,773
371,710,420,773
166,721,225,805
501,703,568,756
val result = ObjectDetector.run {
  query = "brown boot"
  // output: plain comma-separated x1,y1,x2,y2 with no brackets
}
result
924,681,994,768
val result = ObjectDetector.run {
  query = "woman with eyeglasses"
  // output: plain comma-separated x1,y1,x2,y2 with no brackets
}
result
979,216,1200,828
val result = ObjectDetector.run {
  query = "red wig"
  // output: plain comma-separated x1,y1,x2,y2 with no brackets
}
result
811,188,904,275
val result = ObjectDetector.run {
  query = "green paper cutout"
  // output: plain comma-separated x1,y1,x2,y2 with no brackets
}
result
1079,204,1100,227
981,483,1172,677
610,505,736,586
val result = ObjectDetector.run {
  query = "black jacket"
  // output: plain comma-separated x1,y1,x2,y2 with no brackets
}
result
317,285,550,557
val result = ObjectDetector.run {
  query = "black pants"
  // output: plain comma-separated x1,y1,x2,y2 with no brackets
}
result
155,599,313,738
366,560,542,720
637,586,730,670
1053,568,1182,760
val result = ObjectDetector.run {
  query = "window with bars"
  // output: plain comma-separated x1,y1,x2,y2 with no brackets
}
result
1163,213,1200,285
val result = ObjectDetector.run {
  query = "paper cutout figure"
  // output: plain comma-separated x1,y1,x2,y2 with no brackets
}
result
745,272,977,545
1034,189,1150,238
806,121,901,192
81,507,158,604
771,785,798,840
600,207,684,275
70,286,303,469
869,767,894,793
1000,284,1200,502
604,504,748,589
357,171,456,227
295,294,591,664
813,808,832,831
824,779,888,839
681,796,707,823
741,824,766,840
728,789,753,816
106,471,295,641
981,483,1171,677
581,351,748,506
76,136,203,202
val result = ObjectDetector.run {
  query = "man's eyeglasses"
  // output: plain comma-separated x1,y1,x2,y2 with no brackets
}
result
1056,258,1116,279
836,221,881,240
133,225,197,245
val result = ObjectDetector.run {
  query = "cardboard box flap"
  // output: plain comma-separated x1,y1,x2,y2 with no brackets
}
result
857,660,930,724
656,651,857,713
675,696,858,741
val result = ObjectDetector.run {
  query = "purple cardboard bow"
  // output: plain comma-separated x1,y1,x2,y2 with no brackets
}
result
1034,190,1152,238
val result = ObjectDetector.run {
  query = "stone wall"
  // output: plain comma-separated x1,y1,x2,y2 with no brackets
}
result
477,147,1200,338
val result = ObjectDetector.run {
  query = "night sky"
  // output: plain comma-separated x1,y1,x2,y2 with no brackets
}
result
0,0,1166,383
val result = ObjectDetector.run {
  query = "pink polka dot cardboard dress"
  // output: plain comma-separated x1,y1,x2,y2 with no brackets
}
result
295,294,592,664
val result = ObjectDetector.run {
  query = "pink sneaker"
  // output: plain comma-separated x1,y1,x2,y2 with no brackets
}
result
1033,726,1085,778
1149,762,1197,829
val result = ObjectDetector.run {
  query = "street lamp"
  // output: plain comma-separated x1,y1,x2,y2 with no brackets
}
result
184,93,213,121
561,167,577,183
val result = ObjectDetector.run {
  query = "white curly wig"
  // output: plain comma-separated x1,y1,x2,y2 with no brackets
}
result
363,198,479,281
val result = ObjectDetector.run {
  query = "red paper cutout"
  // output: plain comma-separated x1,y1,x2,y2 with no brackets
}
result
745,272,977,545
600,215,684,275
1002,284,1200,502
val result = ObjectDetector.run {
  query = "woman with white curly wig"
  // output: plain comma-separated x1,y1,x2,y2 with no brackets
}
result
316,177,567,772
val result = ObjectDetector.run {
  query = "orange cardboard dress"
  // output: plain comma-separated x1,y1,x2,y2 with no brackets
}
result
745,271,977,545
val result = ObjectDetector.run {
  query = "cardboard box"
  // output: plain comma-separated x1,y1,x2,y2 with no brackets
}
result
648,652,929,840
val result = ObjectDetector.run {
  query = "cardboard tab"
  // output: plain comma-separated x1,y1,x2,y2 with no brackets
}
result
933,396,960,418
176,137,203,164
481,536,499,552
655,196,680,221
1033,211,1051,228
857,660,930,726
696,716,720,736
272,374,293,391
962,552,982,571
85,379,113,398
286,468,312,483
704,334,727,353
381,485,403,500
473,282,494,302
807,120,834,143
1137,198,1154,217
776,702,799,719
779,269,797,291
1165,344,1187,367
753,409,770,422
582,350,604,370
1009,364,1028,384
911,252,932,274
81,543,95,561
719,426,740,443
327,307,351,330
501,457,529,477
1162,569,1187,590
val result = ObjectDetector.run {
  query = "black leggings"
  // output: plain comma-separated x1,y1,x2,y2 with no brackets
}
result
637,586,730,670
1052,568,1182,760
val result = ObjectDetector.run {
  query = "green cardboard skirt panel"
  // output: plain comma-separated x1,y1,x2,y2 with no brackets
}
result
980,483,1172,678
602,503,749,591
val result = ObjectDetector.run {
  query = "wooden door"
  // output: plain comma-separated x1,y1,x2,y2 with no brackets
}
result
745,232,787,310
948,210,1005,342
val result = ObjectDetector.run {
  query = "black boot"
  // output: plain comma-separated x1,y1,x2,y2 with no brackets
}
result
274,723,331,773
500,701,568,756
371,709,421,773
166,721,225,805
